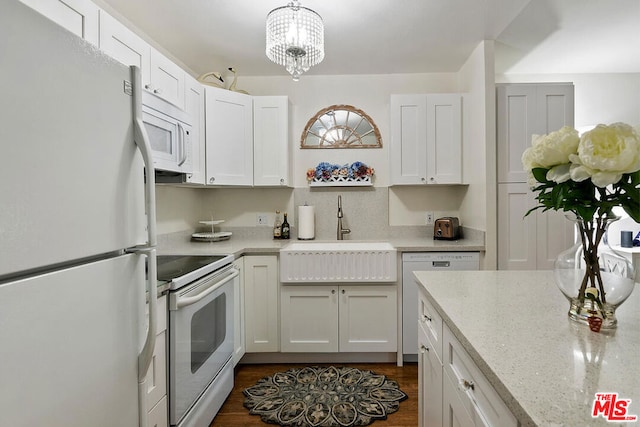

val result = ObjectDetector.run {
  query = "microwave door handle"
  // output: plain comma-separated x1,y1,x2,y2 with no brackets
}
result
130,66,156,247
175,268,239,309
177,122,187,166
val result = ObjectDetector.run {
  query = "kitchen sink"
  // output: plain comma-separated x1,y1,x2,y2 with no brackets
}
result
280,241,397,283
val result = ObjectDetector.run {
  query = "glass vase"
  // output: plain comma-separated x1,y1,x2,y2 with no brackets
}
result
554,215,636,331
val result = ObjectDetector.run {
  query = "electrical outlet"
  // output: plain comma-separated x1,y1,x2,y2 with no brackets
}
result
256,213,269,226
426,211,434,225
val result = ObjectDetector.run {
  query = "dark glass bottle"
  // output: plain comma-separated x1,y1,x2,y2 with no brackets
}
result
281,212,290,239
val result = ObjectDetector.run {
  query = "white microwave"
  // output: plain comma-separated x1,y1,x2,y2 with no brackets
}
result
142,91,192,174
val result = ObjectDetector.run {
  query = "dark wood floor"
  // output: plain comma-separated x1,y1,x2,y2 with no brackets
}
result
210,362,418,427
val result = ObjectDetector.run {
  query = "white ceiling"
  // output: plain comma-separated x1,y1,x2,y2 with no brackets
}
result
97,0,640,78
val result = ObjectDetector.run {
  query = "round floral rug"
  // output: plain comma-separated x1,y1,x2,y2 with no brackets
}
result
242,366,408,426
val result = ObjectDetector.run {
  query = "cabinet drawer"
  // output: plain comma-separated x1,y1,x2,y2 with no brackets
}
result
418,288,443,360
443,325,517,427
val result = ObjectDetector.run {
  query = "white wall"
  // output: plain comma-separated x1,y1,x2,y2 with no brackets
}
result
457,41,496,268
239,73,459,189
156,71,489,234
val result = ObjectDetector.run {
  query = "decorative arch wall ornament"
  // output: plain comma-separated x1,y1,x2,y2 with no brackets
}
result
300,104,382,148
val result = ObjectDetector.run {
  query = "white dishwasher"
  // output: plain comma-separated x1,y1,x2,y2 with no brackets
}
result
402,252,479,362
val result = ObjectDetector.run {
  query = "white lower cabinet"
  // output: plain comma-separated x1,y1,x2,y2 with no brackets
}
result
442,326,517,427
280,284,397,353
232,257,245,365
418,324,443,427
244,255,279,352
145,294,168,427
418,288,516,427
147,396,168,427
443,371,474,427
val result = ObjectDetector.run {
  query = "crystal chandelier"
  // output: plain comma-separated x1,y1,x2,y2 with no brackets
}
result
266,1,324,81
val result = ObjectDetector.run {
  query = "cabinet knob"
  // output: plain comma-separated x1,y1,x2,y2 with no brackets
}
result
461,379,475,391
341,289,346,294
420,345,429,353
331,289,336,294
153,88,162,94
145,84,153,90
429,177,435,182
209,177,215,184
422,314,432,323
280,178,285,185
421,177,426,183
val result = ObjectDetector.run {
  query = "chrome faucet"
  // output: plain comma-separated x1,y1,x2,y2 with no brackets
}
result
337,195,351,240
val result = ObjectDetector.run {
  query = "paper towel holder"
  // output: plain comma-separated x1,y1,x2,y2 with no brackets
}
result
297,203,316,240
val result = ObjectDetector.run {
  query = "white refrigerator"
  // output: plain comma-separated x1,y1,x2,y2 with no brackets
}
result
0,2,158,427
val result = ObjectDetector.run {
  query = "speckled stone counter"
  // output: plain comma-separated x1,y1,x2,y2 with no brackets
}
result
157,227,485,257
413,270,640,427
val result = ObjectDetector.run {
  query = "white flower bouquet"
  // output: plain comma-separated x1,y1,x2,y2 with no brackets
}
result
522,123,640,222
522,122,640,331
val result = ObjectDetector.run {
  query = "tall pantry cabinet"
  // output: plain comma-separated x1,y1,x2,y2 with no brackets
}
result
497,83,575,270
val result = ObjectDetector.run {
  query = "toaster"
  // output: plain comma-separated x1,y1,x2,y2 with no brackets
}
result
433,217,460,240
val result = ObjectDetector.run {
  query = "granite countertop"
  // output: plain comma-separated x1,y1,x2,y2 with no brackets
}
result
156,228,485,257
413,270,640,427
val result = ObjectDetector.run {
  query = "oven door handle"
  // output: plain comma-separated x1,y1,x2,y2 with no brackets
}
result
175,268,238,309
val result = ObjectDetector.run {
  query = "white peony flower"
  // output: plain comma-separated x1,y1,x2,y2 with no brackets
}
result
547,163,571,183
522,126,579,184
570,123,640,187
522,126,580,171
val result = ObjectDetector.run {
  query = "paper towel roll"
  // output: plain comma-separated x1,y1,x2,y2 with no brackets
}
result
297,205,315,240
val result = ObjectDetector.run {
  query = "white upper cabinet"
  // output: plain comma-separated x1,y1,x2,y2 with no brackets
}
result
98,11,150,83
497,84,574,183
390,94,462,185
183,75,206,185
98,11,185,109
149,48,185,109
253,96,291,187
205,87,254,186
19,0,99,45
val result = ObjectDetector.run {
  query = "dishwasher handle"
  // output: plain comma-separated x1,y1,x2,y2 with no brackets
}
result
432,261,451,268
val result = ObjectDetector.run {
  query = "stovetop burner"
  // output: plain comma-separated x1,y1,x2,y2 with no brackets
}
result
157,254,234,290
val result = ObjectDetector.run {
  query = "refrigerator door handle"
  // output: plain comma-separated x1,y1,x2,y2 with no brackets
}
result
130,247,157,427
130,65,157,247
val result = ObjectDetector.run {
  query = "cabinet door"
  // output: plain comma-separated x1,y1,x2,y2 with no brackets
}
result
244,256,279,352
338,285,397,352
536,84,575,135
254,96,291,187
496,85,537,183
498,183,575,270
147,396,168,427
98,11,150,85
390,95,428,185
184,75,206,185
149,48,185,109
232,258,245,365
205,87,253,186
426,94,462,184
497,183,537,270
280,285,339,352
145,295,167,413
418,328,442,427
443,372,476,427
19,0,99,45
497,84,574,183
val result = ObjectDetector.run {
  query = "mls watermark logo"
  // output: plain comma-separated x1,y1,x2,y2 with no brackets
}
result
592,393,638,422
